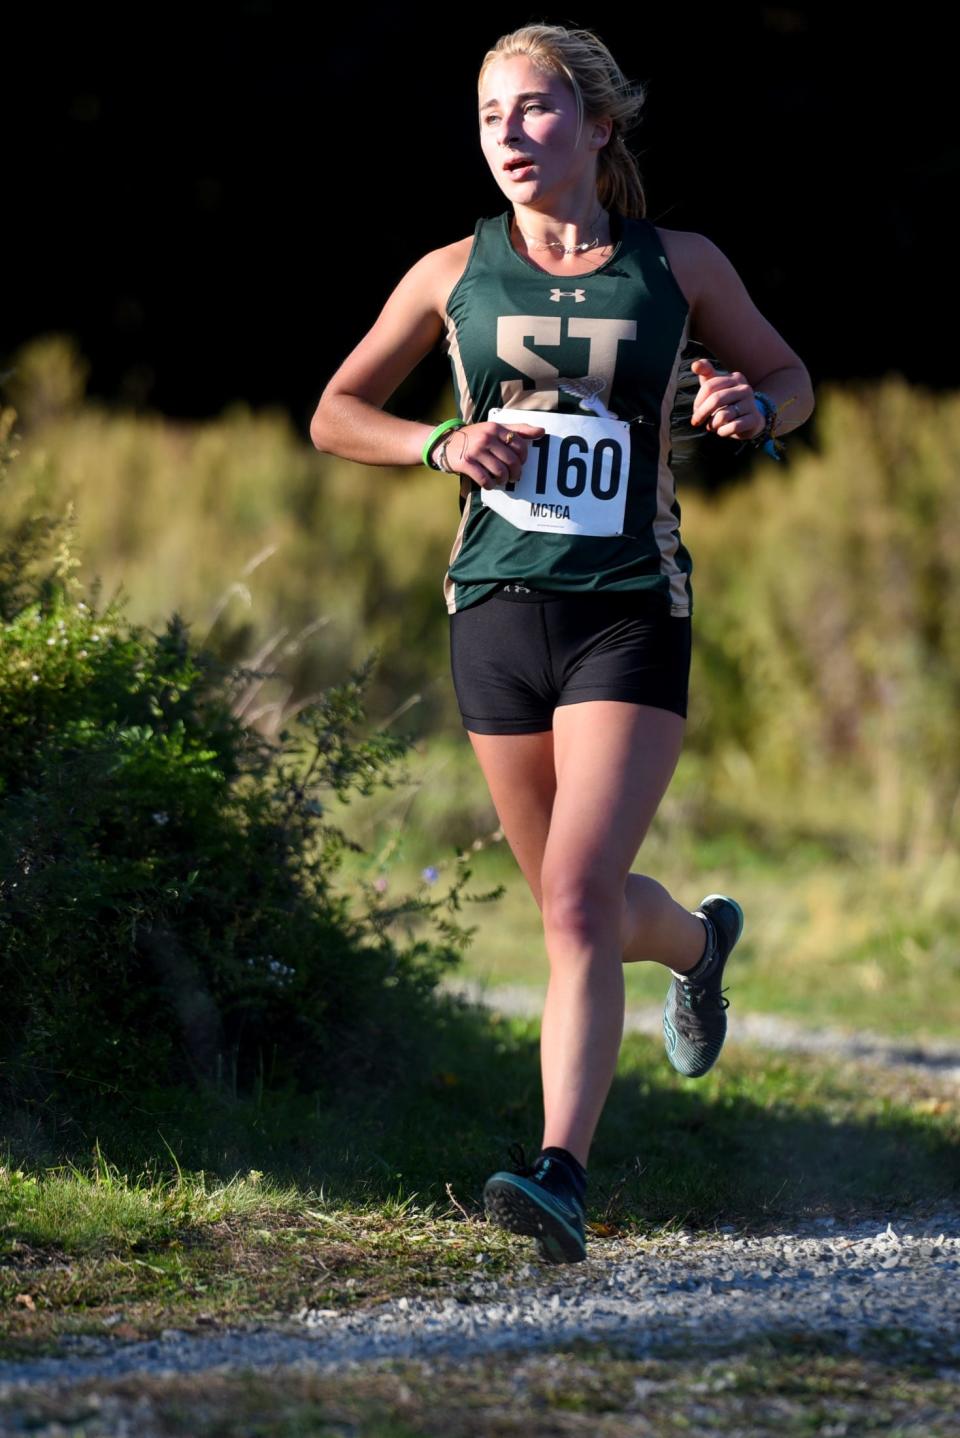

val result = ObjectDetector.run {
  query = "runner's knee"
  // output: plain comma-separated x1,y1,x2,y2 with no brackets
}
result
541,867,625,946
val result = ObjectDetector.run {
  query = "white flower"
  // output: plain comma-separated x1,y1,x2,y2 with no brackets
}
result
152,811,170,825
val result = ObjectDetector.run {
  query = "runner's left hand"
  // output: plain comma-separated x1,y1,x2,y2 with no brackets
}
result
690,358,765,440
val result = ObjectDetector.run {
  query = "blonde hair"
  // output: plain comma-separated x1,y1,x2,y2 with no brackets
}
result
477,22,647,219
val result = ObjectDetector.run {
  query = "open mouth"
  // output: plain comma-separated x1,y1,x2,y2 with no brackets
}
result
504,160,536,179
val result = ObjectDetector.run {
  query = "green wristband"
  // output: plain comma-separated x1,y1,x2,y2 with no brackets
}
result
422,418,465,469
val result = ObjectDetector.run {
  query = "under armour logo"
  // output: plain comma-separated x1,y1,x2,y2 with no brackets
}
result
549,288,586,302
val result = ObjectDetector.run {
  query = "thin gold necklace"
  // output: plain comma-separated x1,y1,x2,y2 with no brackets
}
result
513,206,611,255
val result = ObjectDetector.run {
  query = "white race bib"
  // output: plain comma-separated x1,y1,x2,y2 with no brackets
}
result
481,406,631,536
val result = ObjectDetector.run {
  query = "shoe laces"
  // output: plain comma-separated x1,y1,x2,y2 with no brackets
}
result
674,982,729,1038
679,980,730,1011
506,1142,583,1220
506,1140,540,1177
506,1142,571,1190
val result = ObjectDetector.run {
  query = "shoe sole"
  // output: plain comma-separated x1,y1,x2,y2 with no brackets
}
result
483,1175,586,1264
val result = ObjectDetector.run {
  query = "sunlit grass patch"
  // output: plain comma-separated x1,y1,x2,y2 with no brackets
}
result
0,1147,304,1256
334,757,960,1041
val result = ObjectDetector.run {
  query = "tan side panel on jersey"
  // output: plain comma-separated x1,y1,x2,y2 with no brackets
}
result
655,315,693,616
444,312,475,425
442,312,477,614
442,477,475,615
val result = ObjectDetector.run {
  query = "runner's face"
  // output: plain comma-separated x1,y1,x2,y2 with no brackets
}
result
478,57,594,201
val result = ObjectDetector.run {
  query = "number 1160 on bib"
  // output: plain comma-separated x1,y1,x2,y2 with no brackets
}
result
482,406,631,537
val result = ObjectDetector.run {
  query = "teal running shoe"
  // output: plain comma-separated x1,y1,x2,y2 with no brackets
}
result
663,894,744,1078
483,1142,587,1264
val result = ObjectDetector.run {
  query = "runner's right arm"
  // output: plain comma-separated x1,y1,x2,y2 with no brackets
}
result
309,248,543,483
310,250,446,467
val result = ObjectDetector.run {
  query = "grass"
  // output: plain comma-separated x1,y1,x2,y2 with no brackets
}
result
1,999,957,1354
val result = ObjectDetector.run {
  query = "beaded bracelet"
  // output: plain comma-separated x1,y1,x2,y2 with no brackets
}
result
422,418,466,470
738,390,793,462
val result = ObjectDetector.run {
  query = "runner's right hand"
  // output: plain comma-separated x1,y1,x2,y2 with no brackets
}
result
446,421,546,489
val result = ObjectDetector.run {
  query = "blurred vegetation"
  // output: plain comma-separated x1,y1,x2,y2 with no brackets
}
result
0,386,510,1125
2,333,959,1047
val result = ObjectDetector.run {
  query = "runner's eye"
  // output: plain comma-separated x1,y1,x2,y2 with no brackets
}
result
482,104,547,126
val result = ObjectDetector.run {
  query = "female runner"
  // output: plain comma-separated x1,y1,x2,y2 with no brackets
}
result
310,23,814,1264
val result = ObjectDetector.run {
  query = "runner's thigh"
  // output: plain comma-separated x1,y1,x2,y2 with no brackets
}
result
542,700,686,921
465,730,556,907
450,590,560,903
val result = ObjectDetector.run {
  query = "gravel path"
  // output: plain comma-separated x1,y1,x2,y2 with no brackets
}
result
441,977,960,1086
1,1215,959,1392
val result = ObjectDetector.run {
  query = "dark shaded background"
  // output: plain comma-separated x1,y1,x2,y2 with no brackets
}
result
4,3,952,433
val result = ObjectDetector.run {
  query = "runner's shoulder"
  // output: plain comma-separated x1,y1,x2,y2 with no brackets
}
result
406,234,475,319
651,226,708,312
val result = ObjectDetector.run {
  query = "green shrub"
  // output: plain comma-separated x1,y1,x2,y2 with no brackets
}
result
0,408,496,1110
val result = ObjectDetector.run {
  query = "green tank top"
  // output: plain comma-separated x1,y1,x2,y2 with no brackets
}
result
440,207,693,616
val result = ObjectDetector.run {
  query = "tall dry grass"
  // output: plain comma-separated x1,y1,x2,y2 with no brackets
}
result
684,377,960,870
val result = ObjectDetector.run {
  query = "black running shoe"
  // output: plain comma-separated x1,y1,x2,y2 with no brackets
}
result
662,893,744,1078
483,1142,587,1264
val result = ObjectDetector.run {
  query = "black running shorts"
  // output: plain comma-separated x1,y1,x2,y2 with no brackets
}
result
449,582,692,734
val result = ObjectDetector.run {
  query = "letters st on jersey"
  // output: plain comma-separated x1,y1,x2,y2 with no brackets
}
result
484,306,638,537
485,405,630,535
496,310,638,416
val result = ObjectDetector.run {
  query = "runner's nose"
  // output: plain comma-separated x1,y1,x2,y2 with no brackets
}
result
498,103,524,151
